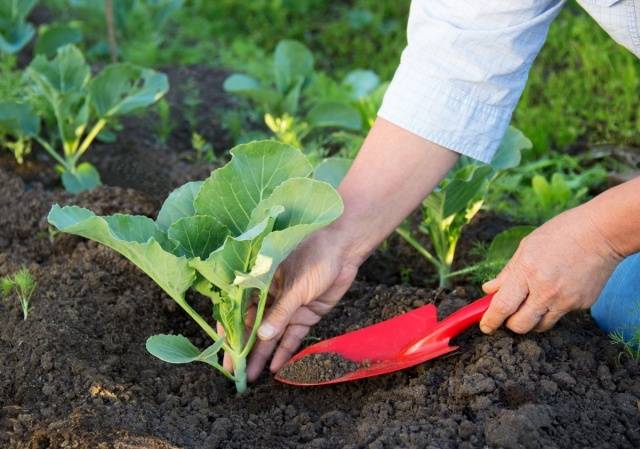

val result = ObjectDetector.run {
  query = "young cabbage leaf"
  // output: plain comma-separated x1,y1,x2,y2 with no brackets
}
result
48,140,343,393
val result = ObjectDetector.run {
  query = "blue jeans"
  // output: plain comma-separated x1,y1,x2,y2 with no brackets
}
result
591,253,640,342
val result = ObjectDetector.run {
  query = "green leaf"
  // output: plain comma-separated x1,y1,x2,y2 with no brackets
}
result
442,165,492,218
90,63,169,117
0,0,37,54
307,101,362,131
343,69,380,100
194,140,312,234
168,215,228,259
35,22,83,57
313,157,352,188
146,334,224,365
273,39,313,94
490,126,531,171
190,210,282,291
48,205,195,300
281,77,303,116
28,45,90,95
223,73,261,92
486,226,535,263
0,21,34,54
61,162,101,193
0,101,40,137
156,181,203,231
236,178,343,289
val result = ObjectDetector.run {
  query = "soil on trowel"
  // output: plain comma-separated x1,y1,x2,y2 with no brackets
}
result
278,353,371,384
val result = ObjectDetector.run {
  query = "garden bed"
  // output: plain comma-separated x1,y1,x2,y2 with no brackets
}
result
0,142,638,448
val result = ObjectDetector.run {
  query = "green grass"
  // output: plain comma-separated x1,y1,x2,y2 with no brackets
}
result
514,3,640,155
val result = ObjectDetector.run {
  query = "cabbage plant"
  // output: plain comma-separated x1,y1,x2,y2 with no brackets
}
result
48,141,343,393
2,44,168,192
397,127,532,288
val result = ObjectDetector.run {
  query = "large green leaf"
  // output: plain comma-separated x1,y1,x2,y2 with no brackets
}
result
490,126,532,171
48,204,195,300
146,334,223,365
194,140,312,234
442,165,492,218
0,101,40,137
28,45,90,96
90,63,168,117
35,22,83,57
307,101,362,131
156,181,203,231
487,226,535,263
60,161,101,193
168,215,228,259
236,178,343,289
273,39,313,94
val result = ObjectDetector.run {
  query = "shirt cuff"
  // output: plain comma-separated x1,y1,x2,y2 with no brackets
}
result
377,60,515,164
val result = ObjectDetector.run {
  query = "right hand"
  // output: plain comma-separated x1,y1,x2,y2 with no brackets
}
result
245,227,362,381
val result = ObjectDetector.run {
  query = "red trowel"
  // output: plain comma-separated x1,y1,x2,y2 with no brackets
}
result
275,293,494,386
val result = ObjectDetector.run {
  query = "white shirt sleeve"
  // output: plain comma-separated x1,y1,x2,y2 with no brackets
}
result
378,0,565,163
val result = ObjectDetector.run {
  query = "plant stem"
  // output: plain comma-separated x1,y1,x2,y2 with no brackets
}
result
104,0,118,63
231,353,247,394
171,293,232,354
240,288,269,359
34,136,69,169
73,118,107,163
396,227,443,272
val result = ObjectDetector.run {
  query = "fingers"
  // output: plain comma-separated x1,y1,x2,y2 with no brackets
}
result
480,274,529,334
534,309,564,332
270,324,311,372
504,295,548,334
247,338,278,382
258,275,311,340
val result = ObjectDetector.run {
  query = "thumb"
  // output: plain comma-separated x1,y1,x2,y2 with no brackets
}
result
258,283,307,341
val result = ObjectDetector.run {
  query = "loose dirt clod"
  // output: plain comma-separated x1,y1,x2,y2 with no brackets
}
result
278,352,371,384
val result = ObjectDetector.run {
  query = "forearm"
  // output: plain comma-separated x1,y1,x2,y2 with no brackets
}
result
330,117,459,264
583,177,640,258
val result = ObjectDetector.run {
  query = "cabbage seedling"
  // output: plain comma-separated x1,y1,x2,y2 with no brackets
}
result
397,127,532,287
1,267,37,320
48,140,343,393
4,44,168,192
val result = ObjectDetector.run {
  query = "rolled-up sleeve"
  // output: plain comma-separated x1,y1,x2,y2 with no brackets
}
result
378,0,565,163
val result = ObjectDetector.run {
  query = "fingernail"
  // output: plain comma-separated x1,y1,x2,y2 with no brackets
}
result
258,323,275,339
480,325,492,334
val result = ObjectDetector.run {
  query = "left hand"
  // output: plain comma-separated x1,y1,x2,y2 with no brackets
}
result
479,203,623,334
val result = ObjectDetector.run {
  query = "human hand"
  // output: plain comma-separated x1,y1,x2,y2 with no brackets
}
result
243,228,361,381
479,204,623,334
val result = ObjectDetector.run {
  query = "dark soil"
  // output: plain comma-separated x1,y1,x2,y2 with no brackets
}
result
1,166,639,449
279,353,371,384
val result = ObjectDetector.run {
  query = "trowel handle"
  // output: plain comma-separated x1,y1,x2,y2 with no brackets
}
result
441,293,495,337
435,293,494,339
423,293,495,344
